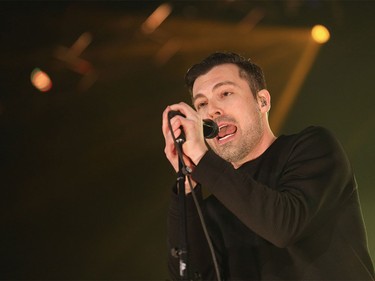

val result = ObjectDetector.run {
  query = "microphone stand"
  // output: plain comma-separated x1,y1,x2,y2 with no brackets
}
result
175,139,190,280
167,110,191,280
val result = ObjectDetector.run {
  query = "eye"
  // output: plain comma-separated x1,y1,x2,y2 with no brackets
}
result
196,101,207,110
223,91,232,97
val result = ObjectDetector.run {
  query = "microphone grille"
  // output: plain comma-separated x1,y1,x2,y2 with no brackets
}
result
203,119,219,139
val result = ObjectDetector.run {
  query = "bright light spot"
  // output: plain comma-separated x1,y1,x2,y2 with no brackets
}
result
31,68,52,92
311,25,330,44
141,3,172,34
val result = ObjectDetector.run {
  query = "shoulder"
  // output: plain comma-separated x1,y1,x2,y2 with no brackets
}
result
284,126,351,171
257,126,343,171
286,126,342,153
293,125,336,143
269,126,339,161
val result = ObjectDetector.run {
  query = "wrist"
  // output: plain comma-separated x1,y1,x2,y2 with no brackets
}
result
191,147,208,166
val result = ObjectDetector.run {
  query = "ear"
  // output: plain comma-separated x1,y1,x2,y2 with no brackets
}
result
257,89,271,113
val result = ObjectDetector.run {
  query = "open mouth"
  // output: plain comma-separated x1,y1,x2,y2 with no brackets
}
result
217,124,237,141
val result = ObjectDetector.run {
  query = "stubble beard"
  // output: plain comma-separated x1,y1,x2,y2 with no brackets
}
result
210,111,264,164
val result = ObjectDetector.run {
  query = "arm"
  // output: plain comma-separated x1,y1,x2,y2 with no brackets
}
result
192,126,355,247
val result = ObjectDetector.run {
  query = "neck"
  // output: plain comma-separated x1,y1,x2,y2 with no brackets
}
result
232,126,276,169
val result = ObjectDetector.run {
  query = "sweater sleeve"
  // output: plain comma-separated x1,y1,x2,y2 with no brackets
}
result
191,126,355,248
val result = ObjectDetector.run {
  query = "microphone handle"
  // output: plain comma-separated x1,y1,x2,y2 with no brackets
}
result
167,110,218,140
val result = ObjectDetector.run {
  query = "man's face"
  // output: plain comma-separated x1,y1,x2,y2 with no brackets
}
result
192,63,264,165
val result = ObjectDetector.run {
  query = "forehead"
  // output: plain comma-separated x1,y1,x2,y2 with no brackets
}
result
192,64,245,97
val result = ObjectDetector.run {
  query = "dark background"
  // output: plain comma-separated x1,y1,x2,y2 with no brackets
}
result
1,1,374,279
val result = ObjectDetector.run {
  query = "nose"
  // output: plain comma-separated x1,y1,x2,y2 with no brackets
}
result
207,100,223,119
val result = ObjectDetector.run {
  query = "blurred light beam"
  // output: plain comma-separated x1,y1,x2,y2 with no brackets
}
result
270,36,322,134
155,38,181,65
141,3,172,34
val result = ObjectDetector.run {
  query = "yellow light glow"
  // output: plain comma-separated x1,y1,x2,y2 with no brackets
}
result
311,25,330,44
141,3,172,34
31,68,52,92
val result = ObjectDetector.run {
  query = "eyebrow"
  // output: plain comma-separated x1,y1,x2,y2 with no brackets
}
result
192,81,237,103
213,81,237,91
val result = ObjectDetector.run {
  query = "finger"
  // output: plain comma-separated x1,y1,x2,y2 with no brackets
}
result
162,105,185,137
168,102,194,118
162,106,173,137
164,134,179,171
164,140,177,161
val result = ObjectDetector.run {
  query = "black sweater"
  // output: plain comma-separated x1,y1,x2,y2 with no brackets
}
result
168,126,374,280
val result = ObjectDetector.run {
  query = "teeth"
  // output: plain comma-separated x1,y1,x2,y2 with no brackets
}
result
218,124,231,141
217,124,236,142
218,133,234,141
219,125,227,130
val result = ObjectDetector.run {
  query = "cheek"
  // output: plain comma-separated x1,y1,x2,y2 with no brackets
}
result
238,107,260,129
205,139,217,150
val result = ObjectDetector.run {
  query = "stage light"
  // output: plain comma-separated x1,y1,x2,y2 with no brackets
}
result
30,68,52,92
141,3,172,34
311,25,330,44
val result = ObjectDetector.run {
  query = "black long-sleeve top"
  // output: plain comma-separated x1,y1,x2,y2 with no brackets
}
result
168,126,374,280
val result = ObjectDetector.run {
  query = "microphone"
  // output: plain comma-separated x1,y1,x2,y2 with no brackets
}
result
168,110,219,143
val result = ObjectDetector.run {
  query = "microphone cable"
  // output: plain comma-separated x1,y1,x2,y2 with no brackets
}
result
168,117,222,281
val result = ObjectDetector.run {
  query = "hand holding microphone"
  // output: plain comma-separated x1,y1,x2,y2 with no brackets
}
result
162,103,218,171
167,110,219,143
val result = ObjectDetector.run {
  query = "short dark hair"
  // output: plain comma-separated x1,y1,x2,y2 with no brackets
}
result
185,52,267,99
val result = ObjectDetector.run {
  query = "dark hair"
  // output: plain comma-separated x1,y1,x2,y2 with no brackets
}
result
185,52,267,99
